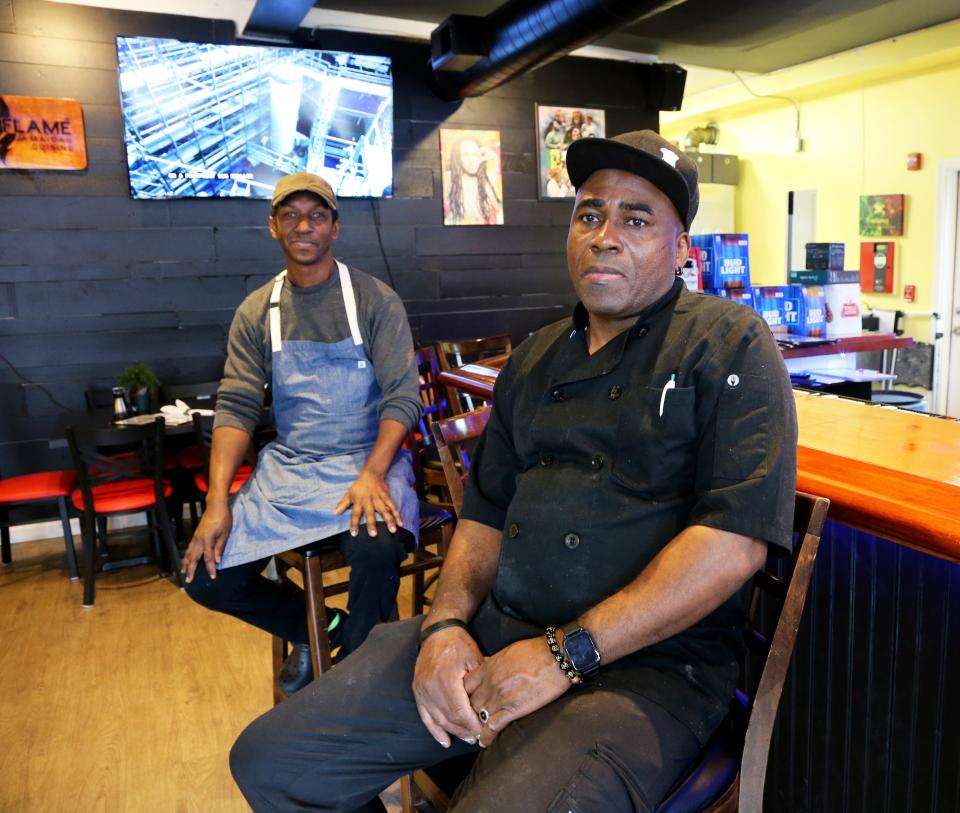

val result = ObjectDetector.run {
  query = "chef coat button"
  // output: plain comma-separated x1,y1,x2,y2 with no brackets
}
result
508,523,520,538
608,385,622,400
551,388,566,402
564,533,580,550
539,455,554,467
590,454,604,470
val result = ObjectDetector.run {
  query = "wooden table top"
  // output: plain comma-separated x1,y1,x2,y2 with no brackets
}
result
439,354,960,563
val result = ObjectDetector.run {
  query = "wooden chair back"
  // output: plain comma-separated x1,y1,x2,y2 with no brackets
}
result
656,491,830,813
435,335,512,413
430,406,492,517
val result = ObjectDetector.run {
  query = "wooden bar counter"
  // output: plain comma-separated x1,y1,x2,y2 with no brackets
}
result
795,391,960,562
439,361,960,563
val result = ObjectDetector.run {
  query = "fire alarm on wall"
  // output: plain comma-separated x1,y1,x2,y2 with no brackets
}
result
906,152,922,171
904,284,916,302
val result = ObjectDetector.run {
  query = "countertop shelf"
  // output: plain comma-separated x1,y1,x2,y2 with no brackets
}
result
778,332,913,359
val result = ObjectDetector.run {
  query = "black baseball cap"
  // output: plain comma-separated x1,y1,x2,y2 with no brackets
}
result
566,130,699,230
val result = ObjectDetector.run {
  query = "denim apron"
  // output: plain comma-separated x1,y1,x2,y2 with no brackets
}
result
219,261,419,569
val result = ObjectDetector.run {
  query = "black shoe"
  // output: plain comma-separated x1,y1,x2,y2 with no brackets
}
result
278,642,314,695
277,609,349,695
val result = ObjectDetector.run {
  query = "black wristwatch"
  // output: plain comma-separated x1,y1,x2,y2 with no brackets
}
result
561,622,601,679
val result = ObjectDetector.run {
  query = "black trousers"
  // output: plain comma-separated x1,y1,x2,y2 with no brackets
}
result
230,617,702,813
184,524,411,655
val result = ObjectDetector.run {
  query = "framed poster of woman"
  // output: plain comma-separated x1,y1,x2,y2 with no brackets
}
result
535,104,605,199
439,128,504,226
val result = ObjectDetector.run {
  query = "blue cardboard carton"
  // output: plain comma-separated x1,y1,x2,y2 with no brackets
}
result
785,284,827,337
691,233,750,289
751,285,789,335
704,287,754,309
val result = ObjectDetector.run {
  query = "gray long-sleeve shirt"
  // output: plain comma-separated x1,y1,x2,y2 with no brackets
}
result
214,264,421,435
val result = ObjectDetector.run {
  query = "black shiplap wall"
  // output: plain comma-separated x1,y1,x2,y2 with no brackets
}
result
0,0,659,477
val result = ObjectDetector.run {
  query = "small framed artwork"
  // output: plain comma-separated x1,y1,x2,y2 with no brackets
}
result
439,128,504,226
0,94,88,171
859,194,904,237
535,104,605,199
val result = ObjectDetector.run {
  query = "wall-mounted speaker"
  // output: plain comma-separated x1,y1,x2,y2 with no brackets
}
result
640,63,687,111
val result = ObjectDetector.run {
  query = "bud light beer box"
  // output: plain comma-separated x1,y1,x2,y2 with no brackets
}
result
787,285,827,338
704,287,754,309
691,234,750,290
680,247,703,292
751,286,790,335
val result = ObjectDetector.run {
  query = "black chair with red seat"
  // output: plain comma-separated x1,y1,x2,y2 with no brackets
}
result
65,417,183,608
0,468,80,580
190,412,255,505
401,491,830,813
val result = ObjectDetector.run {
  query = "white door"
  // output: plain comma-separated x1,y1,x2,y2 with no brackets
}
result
947,178,960,417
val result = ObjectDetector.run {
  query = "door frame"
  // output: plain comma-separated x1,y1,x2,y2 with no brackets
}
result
932,158,960,416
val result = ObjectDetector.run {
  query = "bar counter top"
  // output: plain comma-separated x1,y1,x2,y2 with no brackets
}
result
794,391,960,562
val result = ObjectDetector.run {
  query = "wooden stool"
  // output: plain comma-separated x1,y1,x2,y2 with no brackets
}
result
271,502,453,705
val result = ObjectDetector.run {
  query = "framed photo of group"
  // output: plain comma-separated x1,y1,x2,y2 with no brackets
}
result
535,104,605,200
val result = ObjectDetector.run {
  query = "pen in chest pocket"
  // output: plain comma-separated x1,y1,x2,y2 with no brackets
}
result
659,373,676,418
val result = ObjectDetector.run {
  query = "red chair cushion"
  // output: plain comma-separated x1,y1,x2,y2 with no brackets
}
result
176,445,204,470
193,466,252,495
71,479,173,512
0,470,78,503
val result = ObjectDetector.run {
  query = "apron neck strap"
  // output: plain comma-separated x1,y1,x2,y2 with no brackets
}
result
337,261,363,347
268,262,363,353
269,270,286,353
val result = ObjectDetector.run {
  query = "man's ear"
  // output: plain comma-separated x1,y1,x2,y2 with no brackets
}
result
331,218,341,241
268,214,279,240
675,231,691,268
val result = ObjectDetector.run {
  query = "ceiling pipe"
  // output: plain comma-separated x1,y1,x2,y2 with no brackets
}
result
428,0,690,100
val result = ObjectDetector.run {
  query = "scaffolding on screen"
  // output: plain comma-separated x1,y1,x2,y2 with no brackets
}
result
116,36,394,200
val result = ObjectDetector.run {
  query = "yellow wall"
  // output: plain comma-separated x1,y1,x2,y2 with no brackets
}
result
662,59,960,341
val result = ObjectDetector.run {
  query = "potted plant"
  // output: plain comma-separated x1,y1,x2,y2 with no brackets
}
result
117,363,160,415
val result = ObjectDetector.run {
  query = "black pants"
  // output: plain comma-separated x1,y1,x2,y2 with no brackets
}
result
230,617,702,813
184,524,411,655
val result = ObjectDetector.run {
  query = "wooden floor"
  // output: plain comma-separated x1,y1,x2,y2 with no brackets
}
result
0,534,416,812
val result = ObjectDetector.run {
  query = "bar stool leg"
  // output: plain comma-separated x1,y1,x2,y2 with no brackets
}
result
303,555,332,675
57,496,79,580
0,507,11,565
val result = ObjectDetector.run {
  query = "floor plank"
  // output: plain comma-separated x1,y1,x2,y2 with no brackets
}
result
0,535,418,812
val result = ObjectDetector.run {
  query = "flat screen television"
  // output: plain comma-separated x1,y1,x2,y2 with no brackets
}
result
116,36,393,200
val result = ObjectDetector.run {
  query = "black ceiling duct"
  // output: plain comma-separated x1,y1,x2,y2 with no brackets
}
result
428,0,690,100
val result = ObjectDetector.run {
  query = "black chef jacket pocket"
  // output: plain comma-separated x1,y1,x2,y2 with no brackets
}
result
713,372,769,481
611,386,697,499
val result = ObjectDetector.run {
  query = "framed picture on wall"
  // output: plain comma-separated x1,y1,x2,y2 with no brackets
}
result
439,128,504,226
859,194,904,237
535,104,605,200
0,95,87,171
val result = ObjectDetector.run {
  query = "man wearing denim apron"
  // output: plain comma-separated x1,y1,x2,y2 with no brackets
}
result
181,172,421,695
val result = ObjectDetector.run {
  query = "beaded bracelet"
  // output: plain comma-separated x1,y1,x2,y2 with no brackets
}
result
545,626,583,685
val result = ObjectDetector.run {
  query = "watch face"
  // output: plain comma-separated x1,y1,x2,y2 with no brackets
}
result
563,629,600,672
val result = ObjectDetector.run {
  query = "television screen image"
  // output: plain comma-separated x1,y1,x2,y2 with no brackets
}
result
116,36,393,200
